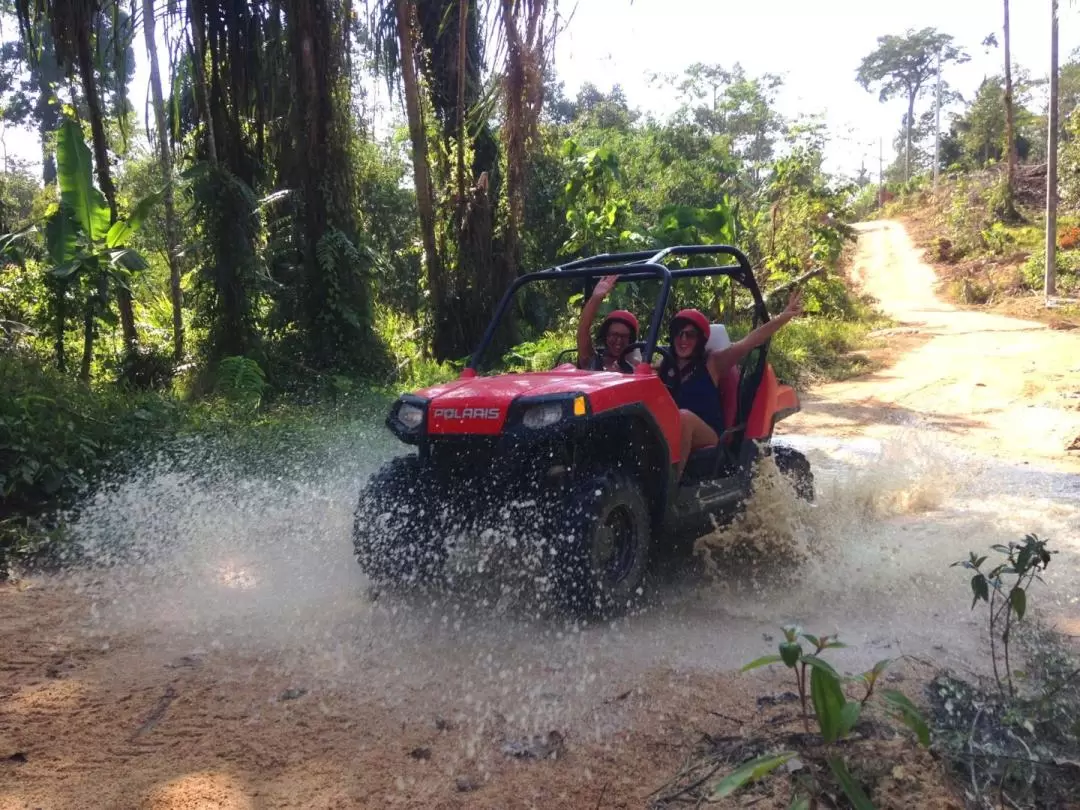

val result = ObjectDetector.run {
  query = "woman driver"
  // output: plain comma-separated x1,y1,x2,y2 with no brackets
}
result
575,274,640,372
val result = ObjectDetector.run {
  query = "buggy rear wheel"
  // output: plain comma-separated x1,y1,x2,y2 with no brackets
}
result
773,445,814,502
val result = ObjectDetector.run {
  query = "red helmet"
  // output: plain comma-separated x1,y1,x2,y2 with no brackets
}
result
670,309,710,343
600,309,639,340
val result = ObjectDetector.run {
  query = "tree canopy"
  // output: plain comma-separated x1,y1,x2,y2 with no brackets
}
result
857,27,969,180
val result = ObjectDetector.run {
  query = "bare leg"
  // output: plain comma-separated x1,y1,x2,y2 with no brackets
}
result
676,409,720,481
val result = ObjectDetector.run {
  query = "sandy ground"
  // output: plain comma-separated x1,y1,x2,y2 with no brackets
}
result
2,220,1079,809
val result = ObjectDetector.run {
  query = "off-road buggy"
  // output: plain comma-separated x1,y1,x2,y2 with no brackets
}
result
353,245,813,614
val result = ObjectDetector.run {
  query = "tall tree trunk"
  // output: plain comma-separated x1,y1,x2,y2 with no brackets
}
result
1002,0,1019,221
72,25,140,376
286,0,367,368
456,0,467,211
75,26,137,359
54,280,66,372
905,91,915,182
395,0,443,353
29,32,65,185
499,0,548,280
80,271,108,381
501,0,524,280
142,0,184,360
1046,0,1059,298
187,0,218,165
80,294,94,381
35,68,60,184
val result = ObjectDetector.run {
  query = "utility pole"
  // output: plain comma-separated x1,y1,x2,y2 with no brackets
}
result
934,48,942,192
1047,0,1059,298
878,136,884,207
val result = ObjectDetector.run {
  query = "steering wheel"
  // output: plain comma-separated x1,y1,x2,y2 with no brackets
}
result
551,345,636,370
554,343,671,371
625,341,673,369
553,348,578,368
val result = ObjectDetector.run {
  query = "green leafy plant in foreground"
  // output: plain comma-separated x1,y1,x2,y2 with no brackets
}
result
711,627,931,808
932,535,1080,808
953,533,1055,697
46,117,161,373
743,626,848,734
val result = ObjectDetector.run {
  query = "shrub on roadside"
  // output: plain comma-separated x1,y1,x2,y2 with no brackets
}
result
0,350,188,575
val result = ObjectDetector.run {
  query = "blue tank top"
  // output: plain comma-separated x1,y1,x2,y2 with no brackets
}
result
664,358,724,436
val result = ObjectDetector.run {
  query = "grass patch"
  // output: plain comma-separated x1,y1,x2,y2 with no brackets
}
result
929,621,1080,809
928,535,1080,809
770,316,888,386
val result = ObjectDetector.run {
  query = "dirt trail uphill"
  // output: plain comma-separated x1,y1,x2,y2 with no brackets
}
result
2,221,1080,809
782,220,1080,469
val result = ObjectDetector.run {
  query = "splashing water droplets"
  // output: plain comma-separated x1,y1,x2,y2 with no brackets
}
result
34,415,1079,757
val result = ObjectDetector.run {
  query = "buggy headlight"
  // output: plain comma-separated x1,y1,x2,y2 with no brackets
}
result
515,395,589,430
386,395,429,443
522,402,564,429
398,403,424,430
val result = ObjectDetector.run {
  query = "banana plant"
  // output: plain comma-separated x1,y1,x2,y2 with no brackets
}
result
44,117,160,380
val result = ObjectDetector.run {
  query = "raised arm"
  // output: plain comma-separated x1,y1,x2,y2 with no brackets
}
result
576,274,618,368
708,289,804,376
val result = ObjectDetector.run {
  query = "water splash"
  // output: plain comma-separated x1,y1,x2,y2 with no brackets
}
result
32,413,1080,753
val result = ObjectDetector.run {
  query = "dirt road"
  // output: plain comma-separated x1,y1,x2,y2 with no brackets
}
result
782,220,1080,469
1,221,1079,809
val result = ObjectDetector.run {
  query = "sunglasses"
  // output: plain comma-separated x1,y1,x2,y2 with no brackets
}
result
674,328,701,341
606,330,633,341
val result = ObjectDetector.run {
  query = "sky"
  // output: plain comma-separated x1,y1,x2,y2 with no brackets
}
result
551,0,1079,177
0,0,1076,181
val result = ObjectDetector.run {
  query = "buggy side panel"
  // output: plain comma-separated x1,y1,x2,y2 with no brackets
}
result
773,382,800,424
588,371,683,465
744,365,800,440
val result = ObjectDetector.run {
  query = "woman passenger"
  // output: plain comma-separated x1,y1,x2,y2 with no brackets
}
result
660,289,804,480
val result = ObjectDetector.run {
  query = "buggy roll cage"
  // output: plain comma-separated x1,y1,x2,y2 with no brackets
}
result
467,245,769,371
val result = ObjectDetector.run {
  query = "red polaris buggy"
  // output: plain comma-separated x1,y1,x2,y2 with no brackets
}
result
352,246,813,614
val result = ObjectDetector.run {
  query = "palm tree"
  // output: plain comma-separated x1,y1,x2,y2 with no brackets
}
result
16,0,138,375
393,0,443,348
141,0,184,360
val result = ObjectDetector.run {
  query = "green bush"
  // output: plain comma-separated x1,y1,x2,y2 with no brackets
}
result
981,221,1014,255
372,304,457,388
0,348,401,577
214,355,267,407
0,351,184,519
1021,248,1080,292
848,185,881,222
768,316,880,385
0,351,191,574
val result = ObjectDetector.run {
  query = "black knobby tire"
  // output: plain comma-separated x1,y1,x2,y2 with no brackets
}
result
352,455,448,587
772,445,815,502
555,473,653,616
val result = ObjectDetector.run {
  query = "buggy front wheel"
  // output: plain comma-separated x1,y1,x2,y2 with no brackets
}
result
554,473,653,617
